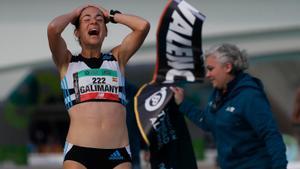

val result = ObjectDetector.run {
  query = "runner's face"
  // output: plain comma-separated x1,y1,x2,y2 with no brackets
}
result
205,55,232,89
76,7,107,47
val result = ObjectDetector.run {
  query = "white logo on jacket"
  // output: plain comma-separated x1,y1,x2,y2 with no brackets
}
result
225,106,235,113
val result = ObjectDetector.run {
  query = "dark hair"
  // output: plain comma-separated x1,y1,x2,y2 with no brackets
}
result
73,17,80,29
73,7,107,29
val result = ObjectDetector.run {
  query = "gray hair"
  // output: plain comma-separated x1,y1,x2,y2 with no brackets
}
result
204,43,249,74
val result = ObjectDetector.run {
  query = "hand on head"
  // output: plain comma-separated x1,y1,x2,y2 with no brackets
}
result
71,4,90,24
87,3,109,21
71,4,109,25
170,86,185,105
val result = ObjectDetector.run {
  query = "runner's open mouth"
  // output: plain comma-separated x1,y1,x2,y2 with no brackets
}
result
88,29,99,36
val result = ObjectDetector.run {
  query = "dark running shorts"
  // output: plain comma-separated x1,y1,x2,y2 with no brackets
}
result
64,142,132,169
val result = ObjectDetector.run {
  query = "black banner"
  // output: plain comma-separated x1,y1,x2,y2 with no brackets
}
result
134,82,174,145
134,82,198,169
134,0,205,168
148,99,198,169
153,0,206,83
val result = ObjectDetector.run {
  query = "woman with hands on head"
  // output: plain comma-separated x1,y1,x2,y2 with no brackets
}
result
47,4,150,169
170,43,287,169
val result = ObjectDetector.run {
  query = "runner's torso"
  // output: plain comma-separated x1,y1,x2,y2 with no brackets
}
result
61,53,127,109
61,53,128,148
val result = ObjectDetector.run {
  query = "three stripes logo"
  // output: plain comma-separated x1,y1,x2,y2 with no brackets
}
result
108,150,124,160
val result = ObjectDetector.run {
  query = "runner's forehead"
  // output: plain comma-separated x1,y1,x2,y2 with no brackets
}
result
80,7,104,18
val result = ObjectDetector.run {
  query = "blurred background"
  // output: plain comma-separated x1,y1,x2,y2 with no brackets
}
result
0,0,300,168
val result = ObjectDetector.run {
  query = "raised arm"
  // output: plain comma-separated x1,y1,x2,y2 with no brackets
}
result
47,5,89,74
110,11,150,70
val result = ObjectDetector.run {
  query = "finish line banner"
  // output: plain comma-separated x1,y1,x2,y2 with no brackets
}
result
134,82,198,169
153,0,206,83
134,0,205,168
135,0,206,144
134,82,174,145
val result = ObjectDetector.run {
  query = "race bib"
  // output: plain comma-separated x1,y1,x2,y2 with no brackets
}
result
73,69,120,102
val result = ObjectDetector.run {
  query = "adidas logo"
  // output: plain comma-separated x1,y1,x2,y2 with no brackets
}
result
108,150,124,160
102,55,112,60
